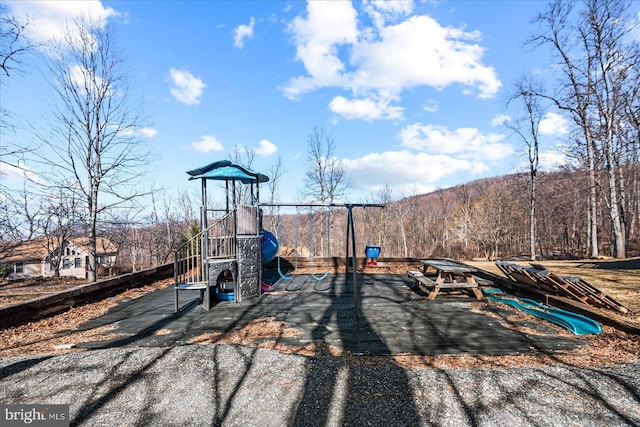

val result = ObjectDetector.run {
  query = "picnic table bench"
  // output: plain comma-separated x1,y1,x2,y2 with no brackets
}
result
408,259,485,300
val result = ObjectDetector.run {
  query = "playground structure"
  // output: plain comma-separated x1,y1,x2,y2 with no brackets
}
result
173,161,269,310
173,160,384,313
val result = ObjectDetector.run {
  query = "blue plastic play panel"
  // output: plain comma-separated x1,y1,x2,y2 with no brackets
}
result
215,288,234,301
365,245,381,258
187,160,269,184
262,229,279,264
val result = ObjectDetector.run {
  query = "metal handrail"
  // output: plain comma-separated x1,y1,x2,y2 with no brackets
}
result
174,212,236,286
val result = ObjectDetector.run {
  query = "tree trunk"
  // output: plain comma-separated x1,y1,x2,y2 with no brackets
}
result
587,137,599,257
605,156,625,258
530,173,536,261
87,187,98,283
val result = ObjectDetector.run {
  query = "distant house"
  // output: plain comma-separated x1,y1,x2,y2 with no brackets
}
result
0,239,46,279
0,237,117,280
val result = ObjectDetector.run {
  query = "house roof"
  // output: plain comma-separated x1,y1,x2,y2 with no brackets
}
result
0,238,49,263
0,237,116,264
68,237,117,255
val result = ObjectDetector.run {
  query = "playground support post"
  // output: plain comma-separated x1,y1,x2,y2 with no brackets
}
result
347,205,359,317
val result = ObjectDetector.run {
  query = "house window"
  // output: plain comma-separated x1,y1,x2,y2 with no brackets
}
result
62,259,70,269
14,262,24,273
74,257,82,268
50,261,55,271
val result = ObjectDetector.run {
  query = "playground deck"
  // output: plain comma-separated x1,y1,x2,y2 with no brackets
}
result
75,273,582,355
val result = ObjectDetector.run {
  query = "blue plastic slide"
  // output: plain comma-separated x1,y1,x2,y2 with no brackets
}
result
483,289,602,335
261,229,279,264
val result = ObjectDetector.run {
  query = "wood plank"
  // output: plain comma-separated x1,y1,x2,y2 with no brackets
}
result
471,288,485,300
436,283,479,289
420,260,477,274
414,276,437,287
427,287,440,300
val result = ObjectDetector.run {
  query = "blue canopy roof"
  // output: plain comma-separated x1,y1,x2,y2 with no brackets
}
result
187,160,269,184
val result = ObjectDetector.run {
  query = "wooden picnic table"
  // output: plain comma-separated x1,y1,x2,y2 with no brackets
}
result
408,259,484,301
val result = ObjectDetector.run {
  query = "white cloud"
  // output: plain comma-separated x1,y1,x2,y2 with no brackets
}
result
491,113,511,127
539,149,566,171
343,150,473,193
6,0,118,44
514,148,567,172
121,126,157,139
539,112,568,135
0,161,39,183
362,0,414,29
284,4,501,119
256,139,277,157
341,123,514,195
422,100,438,113
169,68,206,105
329,96,403,121
399,123,512,160
234,17,255,48
191,135,223,153
351,16,500,98
284,1,358,99
138,127,157,138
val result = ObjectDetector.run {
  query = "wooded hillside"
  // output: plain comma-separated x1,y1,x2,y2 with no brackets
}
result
271,166,639,263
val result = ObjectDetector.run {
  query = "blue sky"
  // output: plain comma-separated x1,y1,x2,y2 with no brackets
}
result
2,0,610,203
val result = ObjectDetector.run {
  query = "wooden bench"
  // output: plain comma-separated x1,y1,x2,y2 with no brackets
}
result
408,270,439,299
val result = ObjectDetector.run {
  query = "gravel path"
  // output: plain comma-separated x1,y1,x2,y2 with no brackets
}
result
1,345,639,426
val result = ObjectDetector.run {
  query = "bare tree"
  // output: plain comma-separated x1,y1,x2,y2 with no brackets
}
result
265,156,286,231
532,0,600,257
100,208,140,273
304,126,350,203
374,184,392,254
0,5,37,167
506,77,544,260
449,185,473,256
0,183,40,244
468,187,512,260
230,145,257,205
621,67,640,239
0,5,34,78
585,0,638,258
144,190,187,266
533,0,639,259
303,126,350,256
33,16,150,282
388,195,414,258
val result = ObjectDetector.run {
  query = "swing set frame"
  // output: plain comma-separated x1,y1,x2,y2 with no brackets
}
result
261,202,384,316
